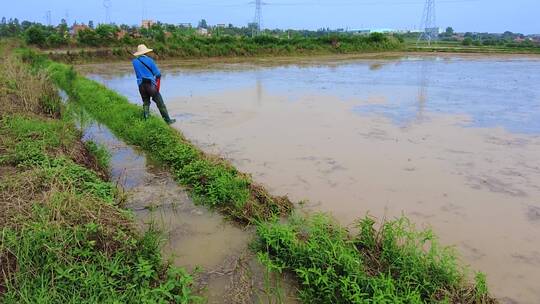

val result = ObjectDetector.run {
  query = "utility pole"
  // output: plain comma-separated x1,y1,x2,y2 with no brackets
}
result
253,0,262,37
417,0,437,46
103,0,112,24
45,10,52,26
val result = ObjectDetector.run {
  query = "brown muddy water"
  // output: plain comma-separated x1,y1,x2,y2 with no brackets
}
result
81,54,540,304
73,111,298,303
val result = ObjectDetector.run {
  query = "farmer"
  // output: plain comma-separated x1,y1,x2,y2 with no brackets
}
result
132,44,176,124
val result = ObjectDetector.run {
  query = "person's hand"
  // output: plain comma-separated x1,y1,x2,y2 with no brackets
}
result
156,77,161,92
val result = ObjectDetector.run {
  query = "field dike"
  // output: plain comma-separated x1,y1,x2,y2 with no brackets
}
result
35,54,293,224
19,47,499,303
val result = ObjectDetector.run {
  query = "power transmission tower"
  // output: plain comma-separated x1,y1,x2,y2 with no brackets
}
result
45,10,52,26
252,0,262,37
142,0,147,22
417,0,437,46
103,0,112,24
64,10,70,25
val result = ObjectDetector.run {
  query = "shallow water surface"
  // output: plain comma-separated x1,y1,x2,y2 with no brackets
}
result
83,54,540,304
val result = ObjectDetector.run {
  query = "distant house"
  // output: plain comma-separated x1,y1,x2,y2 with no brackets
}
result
141,20,155,29
70,24,89,36
197,28,209,36
347,29,371,35
116,30,128,39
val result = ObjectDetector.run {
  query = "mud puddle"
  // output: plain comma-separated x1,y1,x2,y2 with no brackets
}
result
73,112,298,303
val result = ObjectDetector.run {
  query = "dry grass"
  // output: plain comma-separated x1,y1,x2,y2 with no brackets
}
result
0,53,59,117
0,167,133,242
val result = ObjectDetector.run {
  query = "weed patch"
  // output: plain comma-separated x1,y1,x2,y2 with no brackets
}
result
0,115,199,303
1,223,197,303
254,213,498,303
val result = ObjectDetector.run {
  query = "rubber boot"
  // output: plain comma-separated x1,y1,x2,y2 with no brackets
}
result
143,104,150,120
154,93,176,124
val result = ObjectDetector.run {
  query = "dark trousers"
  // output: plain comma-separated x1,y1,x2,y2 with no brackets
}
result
138,81,172,122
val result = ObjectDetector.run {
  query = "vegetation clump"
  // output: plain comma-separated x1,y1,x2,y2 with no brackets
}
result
255,213,498,304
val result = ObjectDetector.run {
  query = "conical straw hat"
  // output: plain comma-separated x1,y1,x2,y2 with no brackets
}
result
133,44,153,56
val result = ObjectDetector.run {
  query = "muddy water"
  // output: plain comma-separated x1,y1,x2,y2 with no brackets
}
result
73,112,297,303
82,54,540,304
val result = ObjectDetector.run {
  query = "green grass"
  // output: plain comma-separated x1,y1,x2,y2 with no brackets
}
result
0,115,114,202
1,221,196,303
0,47,199,303
84,140,112,174
0,114,199,304
26,51,291,223
254,213,497,304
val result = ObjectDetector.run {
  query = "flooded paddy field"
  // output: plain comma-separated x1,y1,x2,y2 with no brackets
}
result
81,54,540,303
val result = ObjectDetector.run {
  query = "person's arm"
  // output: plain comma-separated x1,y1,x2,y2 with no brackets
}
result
149,58,161,79
132,60,142,85
148,58,161,91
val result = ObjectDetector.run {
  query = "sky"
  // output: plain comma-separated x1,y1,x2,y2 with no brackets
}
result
4,0,539,34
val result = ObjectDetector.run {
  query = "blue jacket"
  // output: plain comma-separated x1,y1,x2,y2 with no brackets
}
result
132,55,161,86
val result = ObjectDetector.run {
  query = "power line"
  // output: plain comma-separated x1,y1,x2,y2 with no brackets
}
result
154,0,477,8
142,0,148,21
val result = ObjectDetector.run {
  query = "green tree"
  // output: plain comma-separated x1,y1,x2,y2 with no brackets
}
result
368,32,385,43
462,37,473,46
77,28,99,46
24,25,46,46
198,19,208,29
21,20,33,31
0,17,7,37
58,19,68,37
46,32,66,47
95,24,118,45
445,27,454,36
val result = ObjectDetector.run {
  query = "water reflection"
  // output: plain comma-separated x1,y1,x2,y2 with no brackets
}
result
87,56,540,135
416,60,428,122
255,72,263,106
369,62,385,71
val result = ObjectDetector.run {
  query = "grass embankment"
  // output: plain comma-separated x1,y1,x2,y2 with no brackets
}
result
406,40,540,55
45,34,402,63
22,47,498,303
0,47,198,303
